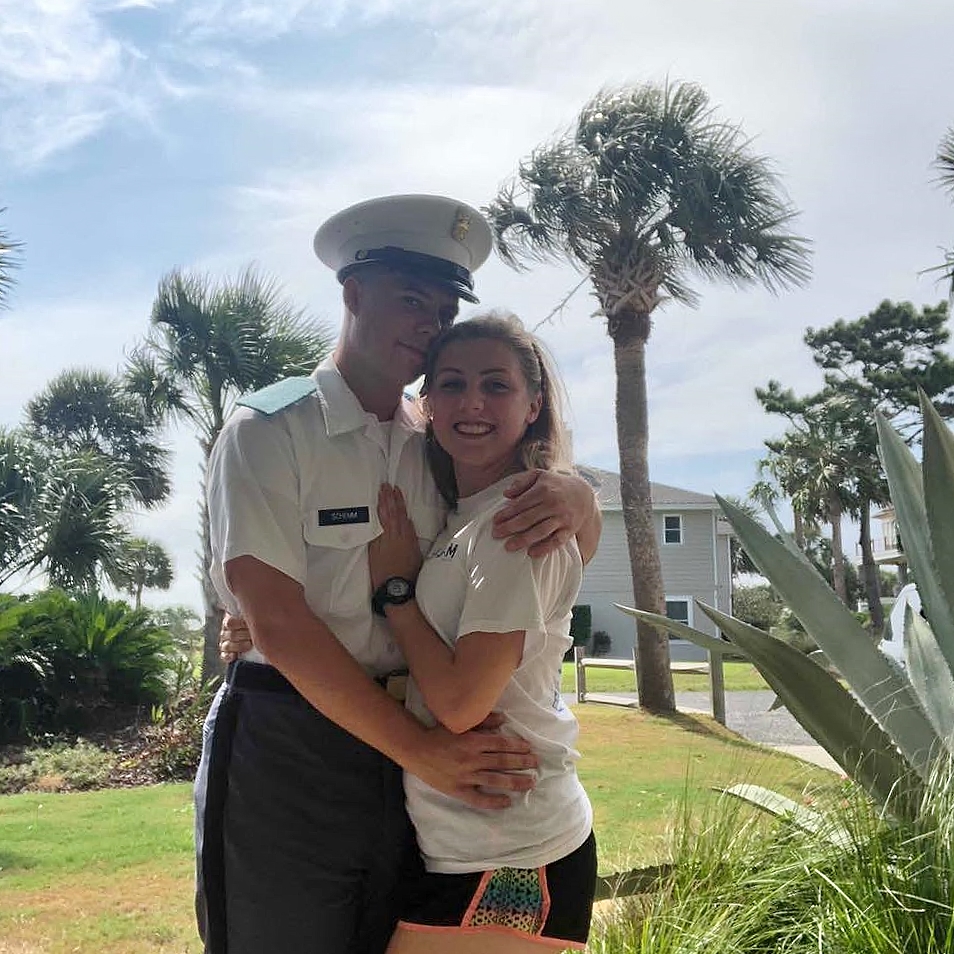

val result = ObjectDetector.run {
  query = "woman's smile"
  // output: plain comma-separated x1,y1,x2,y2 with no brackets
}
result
427,337,542,496
453,422,495,436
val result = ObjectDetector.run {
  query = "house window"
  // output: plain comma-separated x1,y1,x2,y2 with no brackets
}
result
665,598,692,627
663,514,683,545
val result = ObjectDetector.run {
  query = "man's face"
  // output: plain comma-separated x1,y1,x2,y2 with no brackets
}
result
345,268,460,386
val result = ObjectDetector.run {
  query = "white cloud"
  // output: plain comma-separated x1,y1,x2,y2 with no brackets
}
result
0,0,188,166
0,1,123,86
174,0,546,42
177,0,322,40
0,1,126,162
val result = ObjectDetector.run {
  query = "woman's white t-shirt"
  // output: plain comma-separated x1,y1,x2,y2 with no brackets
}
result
404,476,593,873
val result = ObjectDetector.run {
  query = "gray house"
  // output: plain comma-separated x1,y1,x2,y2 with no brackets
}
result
576,465,734,658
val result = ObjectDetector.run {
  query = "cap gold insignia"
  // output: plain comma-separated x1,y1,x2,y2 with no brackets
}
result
451,209,471,243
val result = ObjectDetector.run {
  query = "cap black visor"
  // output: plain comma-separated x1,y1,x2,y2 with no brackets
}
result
337,246,479,303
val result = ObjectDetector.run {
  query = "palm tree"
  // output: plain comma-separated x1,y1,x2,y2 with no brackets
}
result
0,428,39,578
485,82,810,711
126,266,332,680
750,459,819,555
934,127,954,296
26,368,171,508
757,378,894,629
8,370,172,598
756,399,868,606
718,495,760,579
0,208,22,311
110,536,174,609
32,453,133,592
0,432,132,592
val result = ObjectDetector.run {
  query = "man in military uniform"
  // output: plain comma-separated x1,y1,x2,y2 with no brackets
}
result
194,195,600,954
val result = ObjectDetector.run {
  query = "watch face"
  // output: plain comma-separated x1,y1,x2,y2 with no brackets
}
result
386,578,410,599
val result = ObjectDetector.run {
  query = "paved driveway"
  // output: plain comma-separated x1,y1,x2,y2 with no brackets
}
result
676,690,816,746
568,688,840,771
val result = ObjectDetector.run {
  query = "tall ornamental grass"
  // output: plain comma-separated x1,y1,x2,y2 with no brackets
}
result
593,757,954,953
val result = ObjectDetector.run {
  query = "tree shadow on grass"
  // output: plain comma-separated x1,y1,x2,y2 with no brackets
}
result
0,849,35,874
654,710,764,754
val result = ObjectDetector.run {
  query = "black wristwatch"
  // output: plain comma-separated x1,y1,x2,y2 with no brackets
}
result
372,576,416,616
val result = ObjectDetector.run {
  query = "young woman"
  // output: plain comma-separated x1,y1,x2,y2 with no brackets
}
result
369,314,595,952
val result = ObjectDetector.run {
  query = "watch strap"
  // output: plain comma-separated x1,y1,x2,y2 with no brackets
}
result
372,577,416,616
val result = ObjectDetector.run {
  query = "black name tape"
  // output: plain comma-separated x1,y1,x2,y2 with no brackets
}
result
318,506,371,527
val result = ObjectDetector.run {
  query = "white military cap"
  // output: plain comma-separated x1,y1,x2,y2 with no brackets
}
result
313,194,494,303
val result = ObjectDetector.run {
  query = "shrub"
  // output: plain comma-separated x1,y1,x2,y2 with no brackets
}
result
570,605,592,645
0,592,59,741
133,663,219,782
768,606,815,654
0,589,176,741
732,584,783,632
592,630,612,657
565,604,593,660
0,739,117,794
137,692,212,781
593,758,954,953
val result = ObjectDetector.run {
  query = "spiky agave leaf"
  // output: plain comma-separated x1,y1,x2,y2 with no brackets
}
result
878,409,954,679
624,604,923,815
717,494,936,779
613,601,730,654
721,785,854,849
699,603,923,816
905,609,954,752
918,393,954,675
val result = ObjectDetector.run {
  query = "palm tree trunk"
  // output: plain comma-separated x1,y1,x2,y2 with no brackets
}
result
828,490,848,605
611,315,675,713
793,510,806,551
858,501,884,635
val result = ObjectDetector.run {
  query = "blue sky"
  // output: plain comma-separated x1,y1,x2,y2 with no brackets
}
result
2,0,953,612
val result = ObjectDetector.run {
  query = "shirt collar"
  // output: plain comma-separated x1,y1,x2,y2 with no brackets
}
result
312,356,424,437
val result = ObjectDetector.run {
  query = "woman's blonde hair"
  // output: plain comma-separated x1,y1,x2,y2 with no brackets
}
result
421,313,573,507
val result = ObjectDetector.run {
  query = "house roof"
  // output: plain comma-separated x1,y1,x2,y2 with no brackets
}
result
576,464,722,512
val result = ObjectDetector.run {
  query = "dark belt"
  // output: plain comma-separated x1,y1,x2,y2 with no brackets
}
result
227,660,408,701
228,660,297,694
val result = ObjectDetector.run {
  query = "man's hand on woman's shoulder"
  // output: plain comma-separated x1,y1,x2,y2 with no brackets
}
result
492,469,601,561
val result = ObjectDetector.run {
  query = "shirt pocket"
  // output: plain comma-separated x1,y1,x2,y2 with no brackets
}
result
302,508,382,550
302,507,382,617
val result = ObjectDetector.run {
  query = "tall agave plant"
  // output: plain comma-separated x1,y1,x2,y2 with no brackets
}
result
623,394,954,819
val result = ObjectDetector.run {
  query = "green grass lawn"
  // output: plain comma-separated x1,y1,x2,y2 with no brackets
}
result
0,703,830,954
560,659,770,694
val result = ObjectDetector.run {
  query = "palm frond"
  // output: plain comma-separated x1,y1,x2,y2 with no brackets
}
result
0,209,23,312
32,453,132,592
935,127,954,197
135,264,331,449
25,368,173,509
487,80,811,323
929,128,954,298
124,347,192,425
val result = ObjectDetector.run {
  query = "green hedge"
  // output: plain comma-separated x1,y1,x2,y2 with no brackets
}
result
570,604,592,644
0,590,175,742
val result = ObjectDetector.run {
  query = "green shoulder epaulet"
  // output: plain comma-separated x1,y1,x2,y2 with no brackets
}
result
238,376,316,415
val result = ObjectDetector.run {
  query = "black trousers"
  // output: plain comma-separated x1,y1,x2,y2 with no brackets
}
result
194,663,420,954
